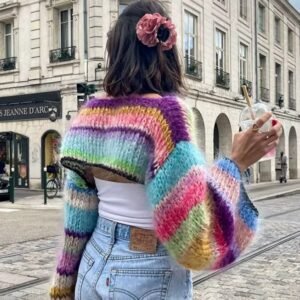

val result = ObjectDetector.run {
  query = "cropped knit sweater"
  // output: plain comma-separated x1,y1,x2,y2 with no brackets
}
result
50,95,258,299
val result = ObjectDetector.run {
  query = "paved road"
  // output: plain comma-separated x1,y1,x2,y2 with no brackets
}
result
0,185,299,299
193,193,300,299
246,180,300,200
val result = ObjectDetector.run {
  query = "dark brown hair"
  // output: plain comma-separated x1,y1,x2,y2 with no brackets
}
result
103,0,184,97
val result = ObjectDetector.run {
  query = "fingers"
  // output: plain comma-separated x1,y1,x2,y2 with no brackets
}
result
260,121,283,140
264,139,279,153
262,134,278,145
255,112,272,129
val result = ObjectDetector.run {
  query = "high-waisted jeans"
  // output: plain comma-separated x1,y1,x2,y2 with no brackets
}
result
75,216,192,300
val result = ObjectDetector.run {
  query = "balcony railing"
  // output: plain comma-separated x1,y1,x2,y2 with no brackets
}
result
259,87,270,102
289,97,296,111
276,93,284,108
0,57,16,71
215,68,230,89
49,46,76,63
240,78,252,96
185,56,202,80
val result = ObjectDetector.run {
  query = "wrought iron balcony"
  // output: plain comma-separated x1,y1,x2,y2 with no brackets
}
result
276,93,284,108
289,97,296,111
240,78,252,96
49,46,76,63
215,68,230,89
259,87,270,102
0,57,16,71
185,56,202,80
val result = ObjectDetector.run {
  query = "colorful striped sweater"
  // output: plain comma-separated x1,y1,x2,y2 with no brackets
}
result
50,95,258,299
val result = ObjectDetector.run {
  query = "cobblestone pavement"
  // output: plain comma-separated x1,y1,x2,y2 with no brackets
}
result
0,193,299,299
193,193,300,300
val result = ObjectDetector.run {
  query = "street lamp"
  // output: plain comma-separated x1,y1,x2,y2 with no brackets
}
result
49,106,58,122
66,110,78,121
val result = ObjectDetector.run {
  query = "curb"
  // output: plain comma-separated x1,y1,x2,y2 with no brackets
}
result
253,189,300,202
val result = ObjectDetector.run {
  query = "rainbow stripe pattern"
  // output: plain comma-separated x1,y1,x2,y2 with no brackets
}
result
50,95,258,299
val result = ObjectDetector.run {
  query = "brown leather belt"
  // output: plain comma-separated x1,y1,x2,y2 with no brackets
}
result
129,226,158,254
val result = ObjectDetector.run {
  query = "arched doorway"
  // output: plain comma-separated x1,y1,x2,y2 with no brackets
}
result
0,132,29,187
275,128,285,180
192,108,205,153
213,114,232,158
41,130,61,188
289,127,297,179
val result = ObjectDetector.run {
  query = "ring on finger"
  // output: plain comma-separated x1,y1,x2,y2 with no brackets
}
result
252,123,260,132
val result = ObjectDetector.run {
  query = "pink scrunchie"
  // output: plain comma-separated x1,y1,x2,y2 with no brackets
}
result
136,13,177,51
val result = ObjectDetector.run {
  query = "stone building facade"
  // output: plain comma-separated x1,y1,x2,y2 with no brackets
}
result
0,0,299,188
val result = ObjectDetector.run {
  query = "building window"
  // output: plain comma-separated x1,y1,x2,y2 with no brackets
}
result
5,23,13,58
0,22,16,71
240,0,247,20
216,29,225,72
258,3,266,33
240,43,251,95
184,11,202,79
215,29,230,89
288,28,294,53
60,8,73,49
49,8,75,63
184,11,197,60
119,3,127,14
275,63,282,106
288,71,295,110
239,43,248,80
274,16,281,45
258,54,269,102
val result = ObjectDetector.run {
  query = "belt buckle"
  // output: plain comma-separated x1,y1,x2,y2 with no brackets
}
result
130,226,157,254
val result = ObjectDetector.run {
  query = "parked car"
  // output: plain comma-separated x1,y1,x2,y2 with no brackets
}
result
0,176,10,200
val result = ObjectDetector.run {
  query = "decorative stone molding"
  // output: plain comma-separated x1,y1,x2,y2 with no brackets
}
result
0,1,20,11
0,1,19,22
46,0,77,9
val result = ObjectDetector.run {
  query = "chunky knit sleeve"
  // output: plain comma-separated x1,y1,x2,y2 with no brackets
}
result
50,170,99,299
146,102,259,270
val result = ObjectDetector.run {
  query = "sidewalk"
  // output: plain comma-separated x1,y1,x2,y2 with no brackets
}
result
0,179,299,210
246,179,300,201
0,194,63,210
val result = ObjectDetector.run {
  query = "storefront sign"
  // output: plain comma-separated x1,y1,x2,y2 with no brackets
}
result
0,91,62,122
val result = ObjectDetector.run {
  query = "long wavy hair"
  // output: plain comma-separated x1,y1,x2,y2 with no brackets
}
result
103,0,184,97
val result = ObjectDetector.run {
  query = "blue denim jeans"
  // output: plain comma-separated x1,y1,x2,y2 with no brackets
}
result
75,216,192,300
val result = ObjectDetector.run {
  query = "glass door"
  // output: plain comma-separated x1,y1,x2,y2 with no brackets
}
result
14,134,29,188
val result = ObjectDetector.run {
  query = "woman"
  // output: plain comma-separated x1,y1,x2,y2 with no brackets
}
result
50,1,282,299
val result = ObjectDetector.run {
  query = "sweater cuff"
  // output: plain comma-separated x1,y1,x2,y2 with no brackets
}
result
215,157,242,181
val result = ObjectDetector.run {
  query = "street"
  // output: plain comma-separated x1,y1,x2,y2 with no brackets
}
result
0,182,299,299
193,192,300,299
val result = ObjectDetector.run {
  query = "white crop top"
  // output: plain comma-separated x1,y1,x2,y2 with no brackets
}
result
95,178,154,230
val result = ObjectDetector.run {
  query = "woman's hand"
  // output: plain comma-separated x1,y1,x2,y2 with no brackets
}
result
231,112,283,172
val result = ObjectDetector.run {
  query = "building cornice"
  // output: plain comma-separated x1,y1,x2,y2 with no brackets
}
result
0,1,20,12
276,0,300,23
